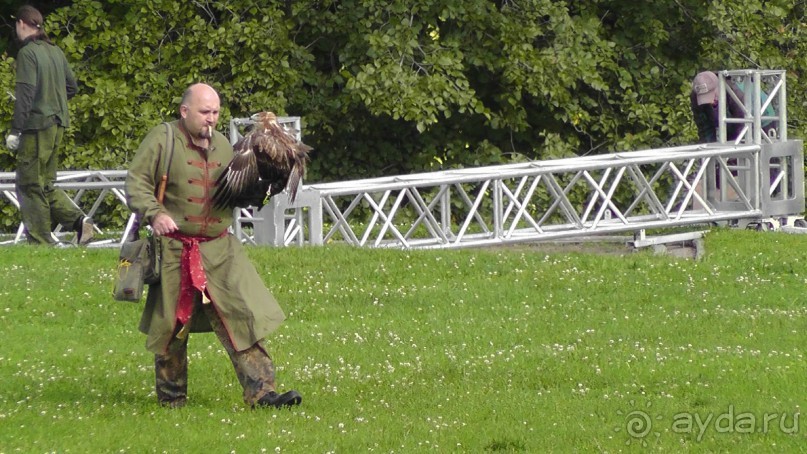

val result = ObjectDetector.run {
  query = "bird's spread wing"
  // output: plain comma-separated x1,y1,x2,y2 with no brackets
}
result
212,112,313,209
212,135,260,209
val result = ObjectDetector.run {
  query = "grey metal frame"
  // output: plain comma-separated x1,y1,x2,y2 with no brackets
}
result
254,141,801,249
0,169,125,245
718,69,787,144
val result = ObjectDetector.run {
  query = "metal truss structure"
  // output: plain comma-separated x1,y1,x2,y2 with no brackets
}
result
0,170,126,245
0,70,803,249
717,69,787,144
255,140,802,249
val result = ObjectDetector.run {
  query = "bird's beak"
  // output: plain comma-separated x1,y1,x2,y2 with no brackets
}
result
249,113,260,122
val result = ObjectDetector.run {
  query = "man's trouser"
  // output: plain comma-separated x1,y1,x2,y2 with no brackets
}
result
154,300,277,407
15,124,82,244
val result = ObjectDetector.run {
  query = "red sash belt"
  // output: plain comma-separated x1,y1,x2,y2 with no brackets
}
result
165,231,227,324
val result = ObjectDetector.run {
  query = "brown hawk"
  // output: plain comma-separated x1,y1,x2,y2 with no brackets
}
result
212,112,311,209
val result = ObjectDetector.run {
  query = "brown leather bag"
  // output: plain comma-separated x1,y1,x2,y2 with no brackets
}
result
113,123,174,302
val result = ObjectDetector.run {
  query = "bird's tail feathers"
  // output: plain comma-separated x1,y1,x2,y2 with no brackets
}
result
286,167,304,204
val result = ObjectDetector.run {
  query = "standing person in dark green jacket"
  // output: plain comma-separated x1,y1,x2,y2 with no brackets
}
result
125,83,302,409
7,5,93,246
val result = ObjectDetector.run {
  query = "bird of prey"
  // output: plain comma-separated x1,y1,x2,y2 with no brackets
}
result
212,111,311,209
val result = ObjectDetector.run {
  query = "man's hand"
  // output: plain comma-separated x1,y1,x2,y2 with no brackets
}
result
5,134,19,151
151,212,178,236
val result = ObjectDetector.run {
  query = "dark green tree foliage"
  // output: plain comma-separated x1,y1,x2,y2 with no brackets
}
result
0,0,805,230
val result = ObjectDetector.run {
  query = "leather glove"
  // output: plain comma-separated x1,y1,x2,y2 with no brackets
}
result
6,134,19,151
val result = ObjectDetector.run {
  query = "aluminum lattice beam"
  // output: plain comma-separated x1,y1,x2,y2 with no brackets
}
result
288,143,775,249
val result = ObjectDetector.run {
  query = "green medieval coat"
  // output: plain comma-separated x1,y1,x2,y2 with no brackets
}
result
125,120,285,354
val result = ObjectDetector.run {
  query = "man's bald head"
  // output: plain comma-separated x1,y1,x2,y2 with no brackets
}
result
180,83,219,108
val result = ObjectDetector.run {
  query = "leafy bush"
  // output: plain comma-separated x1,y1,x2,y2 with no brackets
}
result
1,0,806,232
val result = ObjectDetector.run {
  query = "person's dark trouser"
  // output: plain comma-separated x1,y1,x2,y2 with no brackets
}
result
155,301,277,407
15,124,82,244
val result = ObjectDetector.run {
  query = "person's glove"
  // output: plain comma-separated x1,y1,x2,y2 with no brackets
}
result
5,134,19,151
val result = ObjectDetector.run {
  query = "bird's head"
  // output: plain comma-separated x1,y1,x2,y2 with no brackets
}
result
250,111,278,128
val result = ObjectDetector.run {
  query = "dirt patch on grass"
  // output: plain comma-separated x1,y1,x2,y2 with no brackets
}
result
494,235,702,260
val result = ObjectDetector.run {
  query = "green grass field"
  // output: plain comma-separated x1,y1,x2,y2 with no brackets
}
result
1,229,806,453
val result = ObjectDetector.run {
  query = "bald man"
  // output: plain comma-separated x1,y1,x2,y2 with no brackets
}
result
125,83,301,409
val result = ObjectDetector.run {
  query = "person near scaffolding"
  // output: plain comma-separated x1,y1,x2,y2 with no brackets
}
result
690,71,776,143
689,71,778,202
6,5,94,246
